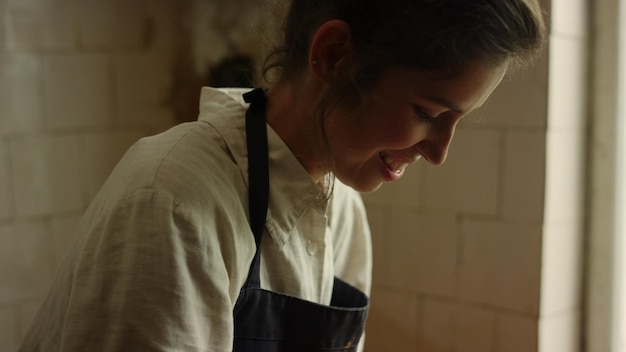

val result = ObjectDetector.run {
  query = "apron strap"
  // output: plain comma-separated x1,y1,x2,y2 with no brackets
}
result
242,88,269,289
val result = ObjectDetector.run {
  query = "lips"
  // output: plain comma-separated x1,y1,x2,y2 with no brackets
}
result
379,151,411,174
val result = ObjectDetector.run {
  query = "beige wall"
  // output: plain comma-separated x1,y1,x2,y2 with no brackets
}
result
0,0,589,351
0,0,183,350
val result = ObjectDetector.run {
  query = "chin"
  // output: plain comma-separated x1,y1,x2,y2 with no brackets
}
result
338,176,383,193
357,183,383,193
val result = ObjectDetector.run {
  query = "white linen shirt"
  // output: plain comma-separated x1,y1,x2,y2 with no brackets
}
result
19,88,372,352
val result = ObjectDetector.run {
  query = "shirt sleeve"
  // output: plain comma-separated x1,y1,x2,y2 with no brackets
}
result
46,188,253,352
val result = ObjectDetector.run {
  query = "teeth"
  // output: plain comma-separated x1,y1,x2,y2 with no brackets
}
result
381,152,409,173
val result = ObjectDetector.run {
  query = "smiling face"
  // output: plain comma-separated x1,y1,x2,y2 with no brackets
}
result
324,62,507,192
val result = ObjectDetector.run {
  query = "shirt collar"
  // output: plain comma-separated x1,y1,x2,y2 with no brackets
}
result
199,87,325,248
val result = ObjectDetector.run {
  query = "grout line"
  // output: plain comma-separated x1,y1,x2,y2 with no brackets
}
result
3,137,17,221
496,128,507,221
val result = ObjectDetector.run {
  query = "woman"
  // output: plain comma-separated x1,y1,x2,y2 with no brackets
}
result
20,0,545,351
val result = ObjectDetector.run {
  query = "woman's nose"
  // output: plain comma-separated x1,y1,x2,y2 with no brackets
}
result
417,123,457,165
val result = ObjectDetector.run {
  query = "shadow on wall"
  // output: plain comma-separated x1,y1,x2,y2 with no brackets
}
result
169,0,271,124
168,6,257,125
208,55,255,88
168,54,254,124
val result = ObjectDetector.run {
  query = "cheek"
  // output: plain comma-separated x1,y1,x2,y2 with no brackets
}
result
362,112,427,150
326,104,427,154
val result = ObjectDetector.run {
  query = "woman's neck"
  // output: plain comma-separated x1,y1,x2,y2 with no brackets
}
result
264,79,326,183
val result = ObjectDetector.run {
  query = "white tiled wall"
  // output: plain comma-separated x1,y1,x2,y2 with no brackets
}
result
0,308,18,352
421,128,502,215
366,289,418,351
383,211,458,297
460,220,542,313
0,55,43,135
496,314,539,352
416,298,499,351
79,0,147,50
0,1,183,350
0,222,54,303
501,130,546,222
44,54,114,130
10,135,85,216
0,143,12,220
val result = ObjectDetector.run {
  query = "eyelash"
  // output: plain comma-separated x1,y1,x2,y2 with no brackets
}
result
412,105,437,123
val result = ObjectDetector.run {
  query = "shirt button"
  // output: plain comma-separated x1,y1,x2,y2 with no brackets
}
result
306,240,319,256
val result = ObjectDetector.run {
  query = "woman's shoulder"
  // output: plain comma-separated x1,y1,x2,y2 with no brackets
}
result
96,118,247,215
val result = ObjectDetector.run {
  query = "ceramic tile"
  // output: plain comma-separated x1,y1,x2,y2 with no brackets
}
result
361,164,424,208
365,288,417,351
383,211,457,297
11,135,85,216
473,55,549,129
0,4,6,51
11,137,52,217
548,37,587,131
50,214,81,268
544,130,585,223
419,298,454,352
0,222,54,303
6,0,75,10
363,205,386,286
0,307,18,352
18,298,42,340
44,54,113,130
82,130,144,199
538,311,581,352
501,130,546,222
144,0,180,51
422,128,501,215
79,0,147,49
459,219,541,313
115,54,174,128
496,314,538,352
0,142,11,220
137,106,176,135
0,54,43,135
453,305,495,352
540,222,583,316
5,6,76,50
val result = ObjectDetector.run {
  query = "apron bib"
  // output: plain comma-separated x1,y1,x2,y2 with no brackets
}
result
232,88,369,351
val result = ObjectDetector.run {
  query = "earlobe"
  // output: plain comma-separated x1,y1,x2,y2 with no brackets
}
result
308,20,353,82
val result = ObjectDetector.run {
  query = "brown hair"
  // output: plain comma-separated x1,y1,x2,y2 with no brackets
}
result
263,0,546,83
261,0,546,193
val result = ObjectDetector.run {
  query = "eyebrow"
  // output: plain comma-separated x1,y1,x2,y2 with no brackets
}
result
424,96,464,114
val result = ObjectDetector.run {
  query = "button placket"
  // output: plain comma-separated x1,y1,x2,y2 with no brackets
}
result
306,239,319,256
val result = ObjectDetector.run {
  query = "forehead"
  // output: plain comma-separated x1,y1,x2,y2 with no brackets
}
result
381,63,507,113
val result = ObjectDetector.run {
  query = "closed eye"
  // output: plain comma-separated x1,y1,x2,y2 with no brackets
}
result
412,105,437,123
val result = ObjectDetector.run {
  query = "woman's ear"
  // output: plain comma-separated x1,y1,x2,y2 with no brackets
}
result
308,20,353,82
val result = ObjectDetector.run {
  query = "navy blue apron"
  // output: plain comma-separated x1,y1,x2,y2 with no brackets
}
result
233,88,369,351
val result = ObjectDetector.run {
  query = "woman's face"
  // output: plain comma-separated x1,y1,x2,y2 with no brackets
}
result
325,62,507,192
